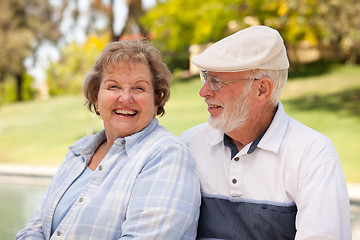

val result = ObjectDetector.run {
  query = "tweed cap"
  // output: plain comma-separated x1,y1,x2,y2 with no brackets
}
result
192,25,289,72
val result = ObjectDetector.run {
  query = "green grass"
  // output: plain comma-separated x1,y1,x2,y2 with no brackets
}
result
0,64,359,182
0,96,103,165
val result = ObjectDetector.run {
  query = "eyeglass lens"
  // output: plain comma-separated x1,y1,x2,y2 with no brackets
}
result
200,71,220,91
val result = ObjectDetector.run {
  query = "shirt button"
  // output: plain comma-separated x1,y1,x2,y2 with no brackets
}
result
121,140,126,145
79,197,84,203
234,157,239,161
98,165,103,171
232,179,237,184
57,231,62,236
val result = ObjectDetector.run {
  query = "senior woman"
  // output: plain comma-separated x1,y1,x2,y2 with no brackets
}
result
16,40,200,240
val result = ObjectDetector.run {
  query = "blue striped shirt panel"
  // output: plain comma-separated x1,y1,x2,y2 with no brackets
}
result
16,118,201,240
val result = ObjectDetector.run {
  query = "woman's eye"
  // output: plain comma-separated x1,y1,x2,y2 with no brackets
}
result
109,85,119,90
133,86,145,92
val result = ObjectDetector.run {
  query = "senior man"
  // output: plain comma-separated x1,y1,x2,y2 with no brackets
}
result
180,25,351,239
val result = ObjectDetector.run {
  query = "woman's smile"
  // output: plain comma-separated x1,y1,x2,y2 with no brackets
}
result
113,108,138,116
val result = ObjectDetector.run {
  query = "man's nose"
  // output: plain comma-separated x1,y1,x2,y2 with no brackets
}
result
199,80,214,98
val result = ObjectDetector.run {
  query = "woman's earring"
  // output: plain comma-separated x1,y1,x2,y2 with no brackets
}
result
95,106,100,114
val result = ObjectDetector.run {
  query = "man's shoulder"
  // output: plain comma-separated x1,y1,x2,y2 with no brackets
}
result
287,117,329,141
182,122,210,133
180,122,217,143
283,116,338,160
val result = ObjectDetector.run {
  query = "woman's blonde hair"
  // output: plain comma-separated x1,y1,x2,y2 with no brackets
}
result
83,39,172,116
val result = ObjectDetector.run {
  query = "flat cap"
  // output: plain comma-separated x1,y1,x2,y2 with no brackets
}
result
192,25,289,72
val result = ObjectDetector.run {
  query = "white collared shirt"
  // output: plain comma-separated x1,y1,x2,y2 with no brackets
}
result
181,102,351,240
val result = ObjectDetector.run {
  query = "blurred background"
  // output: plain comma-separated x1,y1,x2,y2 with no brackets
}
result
0,0,359,239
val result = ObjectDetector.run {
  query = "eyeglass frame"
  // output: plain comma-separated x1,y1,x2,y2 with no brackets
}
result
200,70,259,91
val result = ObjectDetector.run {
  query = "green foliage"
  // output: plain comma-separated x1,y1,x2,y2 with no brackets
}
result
47,35,110,96
0,0,63,101
142,0,360,68
22,73,37,101
0,73,35,104
142,0,244,70
143,0,241,52
0,78,17,103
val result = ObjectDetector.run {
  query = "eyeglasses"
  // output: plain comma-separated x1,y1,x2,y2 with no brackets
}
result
200,70,259,91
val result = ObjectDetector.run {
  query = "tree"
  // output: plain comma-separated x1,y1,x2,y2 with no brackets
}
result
47,34,109,96
142,0,360,66
307,0,360,63
90,0,146,41
0,0,62,101
142,0,242,52
119,0,148,40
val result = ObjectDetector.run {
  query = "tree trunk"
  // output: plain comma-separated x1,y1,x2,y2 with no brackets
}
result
16,73,23,102
118,0,147,40
110,0,117,41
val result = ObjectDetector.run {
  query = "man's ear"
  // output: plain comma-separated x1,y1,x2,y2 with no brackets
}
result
256,77,273,104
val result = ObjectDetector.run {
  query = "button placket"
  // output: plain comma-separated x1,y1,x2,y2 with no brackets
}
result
229,155,242,197
98,165,103,171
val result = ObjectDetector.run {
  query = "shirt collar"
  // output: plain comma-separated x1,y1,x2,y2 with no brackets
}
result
69,118,159,162
223,126,268,158
121,118,159,153
69,130,107,163
257,102,289,153
204,124,225,146
216,102,289,155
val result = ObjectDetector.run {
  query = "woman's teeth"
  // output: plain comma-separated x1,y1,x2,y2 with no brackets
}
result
114,109,137,116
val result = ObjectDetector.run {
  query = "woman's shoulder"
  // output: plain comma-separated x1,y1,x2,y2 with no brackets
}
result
142,124,185,149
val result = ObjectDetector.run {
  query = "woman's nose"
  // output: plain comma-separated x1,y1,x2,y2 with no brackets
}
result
118,89,133,103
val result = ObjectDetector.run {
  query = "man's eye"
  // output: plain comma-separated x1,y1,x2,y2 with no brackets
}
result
109,85,119,89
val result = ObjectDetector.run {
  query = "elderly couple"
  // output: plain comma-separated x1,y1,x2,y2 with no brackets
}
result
16,26,351,240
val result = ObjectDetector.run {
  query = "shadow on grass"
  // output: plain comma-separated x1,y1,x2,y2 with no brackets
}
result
288,61,341,80
172,74,199,85
283,87,360,117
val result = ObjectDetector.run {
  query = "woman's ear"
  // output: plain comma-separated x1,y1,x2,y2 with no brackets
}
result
154,105,158,118
94,101,100,115
256,77,273,104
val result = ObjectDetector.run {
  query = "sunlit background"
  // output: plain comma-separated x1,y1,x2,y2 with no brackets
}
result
0,0,359,239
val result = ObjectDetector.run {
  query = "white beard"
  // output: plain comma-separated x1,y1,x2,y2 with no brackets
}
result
208,84,252,133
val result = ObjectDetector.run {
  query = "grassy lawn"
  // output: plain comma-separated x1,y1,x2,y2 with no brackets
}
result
0,64,359,182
